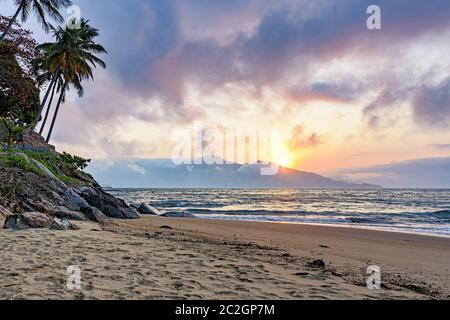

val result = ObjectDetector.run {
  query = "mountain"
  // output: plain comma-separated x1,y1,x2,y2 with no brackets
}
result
87,159,381,189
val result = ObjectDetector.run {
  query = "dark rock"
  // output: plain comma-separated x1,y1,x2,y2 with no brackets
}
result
0,204,12,226
50,217,74,230
51,206,86,221
4,212,53,230
3,215,17,229
160,225,173,230
160,211,197,218
80,206,107,223
137,203,160,215
65,188,90,211
308,259,326,269
130,203,140,209
79,187,139,219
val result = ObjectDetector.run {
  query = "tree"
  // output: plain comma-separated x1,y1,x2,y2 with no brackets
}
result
0,116,29,148
0,42,40,125
0,0,72,41
0,15,40,75
35,20,107,143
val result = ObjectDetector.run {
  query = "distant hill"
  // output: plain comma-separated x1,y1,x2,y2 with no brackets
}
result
87,159,381,189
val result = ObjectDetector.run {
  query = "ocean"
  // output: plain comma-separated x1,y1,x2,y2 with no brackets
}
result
110,189,450,237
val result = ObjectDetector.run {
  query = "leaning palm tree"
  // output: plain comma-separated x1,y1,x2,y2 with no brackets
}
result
0,0,72,41
35,20,107,143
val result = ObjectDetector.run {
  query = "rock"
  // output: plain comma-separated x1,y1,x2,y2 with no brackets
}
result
137,203,160,215
65,188,90,211
160,225,173,230
81,206,107,223
51,206,86,221
20,212,53,228
4,212,53,230
79,187,139,219
308,259,326,269
160,211,197,218
0,204,12,226
3,215,17,229
50,217,79,230
130,203,140,209
48,180,65,195
29,159,60,182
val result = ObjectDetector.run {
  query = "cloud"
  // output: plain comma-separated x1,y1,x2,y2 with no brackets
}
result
287,124,322,151
412,77,450,127
335,157,450,188
127,163,147,175
429,144,450,150
7,0,450,158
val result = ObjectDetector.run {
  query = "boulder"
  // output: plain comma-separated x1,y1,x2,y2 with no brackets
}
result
160,211,197,218
80,206,107,223
50,217,79,231
51,206,86,221
130,203,140,210
137,203,160,215
79,187,139,219
0,204,12,226
4,212,53,230
4,215,17,229
65,188,90,211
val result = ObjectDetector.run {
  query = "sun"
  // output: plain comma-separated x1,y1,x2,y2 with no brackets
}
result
273,147,293,168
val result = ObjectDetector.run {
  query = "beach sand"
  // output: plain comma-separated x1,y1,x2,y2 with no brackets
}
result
0,216,449,300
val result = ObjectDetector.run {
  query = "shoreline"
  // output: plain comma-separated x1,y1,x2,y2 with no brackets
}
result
194,217,450,239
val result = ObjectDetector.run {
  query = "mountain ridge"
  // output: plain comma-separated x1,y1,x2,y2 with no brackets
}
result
87,159,382,189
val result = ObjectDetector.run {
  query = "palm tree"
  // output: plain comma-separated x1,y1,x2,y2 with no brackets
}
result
0,0,72,41
35,20,107,143
0,116,29,148
38,70,63,134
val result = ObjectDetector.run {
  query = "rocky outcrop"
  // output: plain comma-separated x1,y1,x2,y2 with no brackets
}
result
1,150,141,231
16,129,55,151
0,204,12,227
80,206,107,223
50,217,79,231
78,186,139,219
136,203,160,215
4,212,53,230
51,206,86,221
65,188,90,211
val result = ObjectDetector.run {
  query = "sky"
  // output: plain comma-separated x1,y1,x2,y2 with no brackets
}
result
1,0,450,187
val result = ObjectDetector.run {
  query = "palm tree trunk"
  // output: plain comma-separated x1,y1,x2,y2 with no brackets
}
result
33,75,57,129
46,82,66,143
0,6,22,41
39,79,58,135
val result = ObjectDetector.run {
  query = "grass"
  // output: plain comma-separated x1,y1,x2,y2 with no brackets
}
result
0,154,43,176
0,147,87,186
57,174,83,186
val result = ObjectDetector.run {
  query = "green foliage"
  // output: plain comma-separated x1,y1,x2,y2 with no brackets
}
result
7,149,90,178
0,42,40,124
0,116,30,148
60,151,91,170
0,154,42,175
56,174,82,186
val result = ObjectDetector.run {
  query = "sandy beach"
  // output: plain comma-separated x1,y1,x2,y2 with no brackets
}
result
0,215,449,300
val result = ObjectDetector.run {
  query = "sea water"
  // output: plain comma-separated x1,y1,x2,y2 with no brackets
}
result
110,189,450,237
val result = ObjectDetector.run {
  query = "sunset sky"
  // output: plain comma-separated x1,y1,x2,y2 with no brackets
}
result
1,0,450,186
